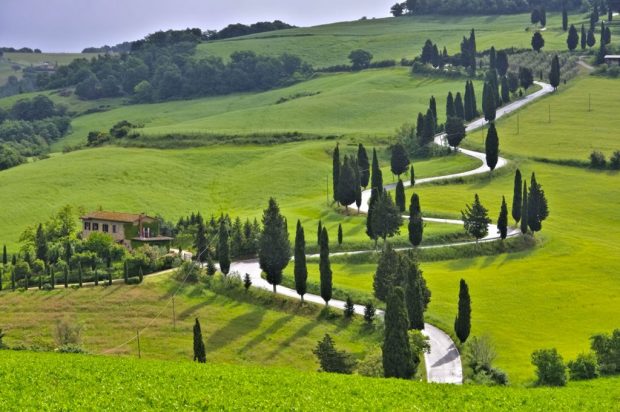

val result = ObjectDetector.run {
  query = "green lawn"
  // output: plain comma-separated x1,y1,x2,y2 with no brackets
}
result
2,350,619,411
199,13,596,67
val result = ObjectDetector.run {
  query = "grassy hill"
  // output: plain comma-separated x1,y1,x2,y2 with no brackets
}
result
198,13,591,67
0,52,98,84
1,350,619,410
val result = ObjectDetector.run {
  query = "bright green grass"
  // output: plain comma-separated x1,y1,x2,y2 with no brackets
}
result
198,13,594,67
0,141,478,250
48,67,481,150
0,273,380,371
1,351,619,411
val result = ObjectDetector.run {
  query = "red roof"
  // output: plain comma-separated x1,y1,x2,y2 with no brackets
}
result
80,211,156,223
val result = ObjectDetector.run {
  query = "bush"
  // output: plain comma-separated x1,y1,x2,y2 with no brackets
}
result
531,348,567,386
357,351,384,377
590,329,620,375
312,334,357,374
568,353,599,380
610,151,620,170
54,320,82,347
174,261,202,283
589,151,607,168
56,344,87,354
464,335,509,385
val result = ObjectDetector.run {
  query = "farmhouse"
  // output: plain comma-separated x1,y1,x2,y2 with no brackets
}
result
80,211,172,250
604,55,620,65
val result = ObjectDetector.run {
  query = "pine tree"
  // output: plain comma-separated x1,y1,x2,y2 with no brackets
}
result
482,81,496,122
259,198,291,293
562,7,568,31
461,194,492,241
549,55,560,90
496,50,509,77
373,242,399,301
364,301,376,324
501,75,510,103
454,92,465,119
581,24,587,50
337,155,358,211
390,143,410,178
454,279,471,343
243,273,252,291
401,253,430,330
498,196,509,240
408,193,423,247
193,318,206,363
429,96,438,130
446,91,455,119
317,220,322,246
512,169,522,224
332,143,340,203
218,219,230,275
410,165,415,187
337,223,343,245
567,24,579,51
532,31,545,52
485,123,499,171
383,287,414,379
344,296,355,318
521,182,529,234
319,227,332,305
370,192,403,242
395,179,406,212
357,144,370,188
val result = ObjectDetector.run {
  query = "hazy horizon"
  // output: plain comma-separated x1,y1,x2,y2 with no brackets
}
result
0,0,393,52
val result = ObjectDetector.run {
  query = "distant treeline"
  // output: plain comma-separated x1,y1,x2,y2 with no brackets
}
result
81,42,133,54
0,47,42,54
204,20,296,40
392,0,584,15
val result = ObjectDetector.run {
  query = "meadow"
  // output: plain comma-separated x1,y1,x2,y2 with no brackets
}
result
1,350,619,411
198,13,592,67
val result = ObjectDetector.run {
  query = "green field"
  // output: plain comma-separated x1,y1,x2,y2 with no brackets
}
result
1,350,619,411
0,52,98,84
199,13,594,67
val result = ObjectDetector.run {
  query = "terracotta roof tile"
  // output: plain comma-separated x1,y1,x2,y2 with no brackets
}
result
80,211,156,223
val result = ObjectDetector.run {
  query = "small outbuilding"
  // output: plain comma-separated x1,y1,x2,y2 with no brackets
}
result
604,55,620,65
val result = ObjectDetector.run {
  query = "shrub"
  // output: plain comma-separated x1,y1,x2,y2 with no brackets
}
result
343,296,355,318
174,261,202,283
357,351,384,377
56,344,87,354
54,320,82,347
312,334,357,374
464,335,509,385
568,353,599,380
531,348,567,386
363,301,376,324
589,151,607,168
610,151,620,170
590,329,620,375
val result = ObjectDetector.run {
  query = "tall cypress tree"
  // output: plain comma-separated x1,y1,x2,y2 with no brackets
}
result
373,242,399,301
521,182,529,234
390,143,410,177
78,263,83,287
64,265,69,288
259,198,291,293
454,92,465,119
370,192,403,242
587,27,596,48
446,91,455,120
485,123,499,171
489,46,497,71
2,245,6,267
470,81,478,117
501,75,510,103
317,220,322,246
401,253,430,330
35,224,47,264
294,220,307,303
496,50,509,77
410,165,415,187
469,29,477,73
382,287,414,379
218,219,230,275
454,279,471,343
332,143,340,203
416,112,424,139
408,193,423,247
528,172,548,233
319,227,332,305
337,223,343,245
337,155,358,211
512,169,522,224
549,55,560,90
482,81,496,122
357,143,370,188
422,109,436,145
464,81,473,121
193,318,206,363
562,7,568,31
395,179,406,212
498,196,509,240
371,148,383,194
581,24,587,50
567,24,579,51
194,221,208,262
429,96,438,130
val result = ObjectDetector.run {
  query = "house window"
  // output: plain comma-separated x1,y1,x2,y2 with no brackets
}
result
112,225,117,234
102,224,109,233
93,223,99,231
84,222,91,230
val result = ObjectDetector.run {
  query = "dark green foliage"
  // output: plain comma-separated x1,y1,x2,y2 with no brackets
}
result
421,109,436,145
482,82,496,122
590,329,620,375
429,96,438,129
390,2,404,16
497,196,509,240
567,25,579,51
562,7,568,31
383,287,414,379
370,148,383,194
319,228,332,305
370,192,403,242
549,55,561,90
402,253,430,330
410,165,415,187
596,41,607,66
395,179,406,213
332,143,340,203
206,254,217,276
532,32,545,52
590,151,607,168
568,353,599,380
416,112,424,139
521,182,529,234
390,143,410,177
528,173,549,233
343,296,355,318
2,245,6,266
78,263,83,287
581,24,587,50
531,348,567,386
496,51,509,76
218,219,230,275
454,92,465,119
35,224,47,263
587,28,596,48
313,334,356,374
485,123,499,170
373,242,399,302
357,144,370,188
461,194,491,241
445,116,466,148
363,302,376,324
408,193,424,247
348,49,373,71
512,169,522,224
194,221,208,262
138,266,144,283
519,67,534,90
454,279,471,343
501,75,510,103
317,221,322,246
489,47,497,71
464,80,477,121
531,8,541,24
337,155,358,210
259,198,291,293
193,318,206,363
446,92,455,119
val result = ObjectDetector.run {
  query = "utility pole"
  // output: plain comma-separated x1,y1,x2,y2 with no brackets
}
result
136,330,141,359
172,296,176,330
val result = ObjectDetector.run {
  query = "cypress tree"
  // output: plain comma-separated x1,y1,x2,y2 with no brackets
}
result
50,267,55,289
562,7,568,31
422,109,436,145
567,24,579,51
532,31,545,52
445,116,466,148
501,75,510,103
373,242,399,301
454,279,471,343
370,192,403,242
528,173,548,233
78,263,83,287
317,220,322,246
402,253,430,330
319,227,332,306
39,270,42,290
194,221,208,262
367,149,384,244
429,96,438,130
343,296,355,318
382,287,414,379
410,165,415,187
468,29,477,73
259,198,291,293
489,46,497,71
294,220,307,303
464,81,473,121
408,193,423,247
337,155,357,211
2,245,6,266
461,194,491,241
587,28,596,48
581,24,587,50
470,81,478,117
549,55,560,90
521,182,529,234
446,92,455,120
357,144,370,188
416,112,424,139
332,143,340,203
485,123,499,171
605,27,611,45
94,266,98,286
512,169,522,224
390,144,410,178
482,81,496,122
371,148,383,194
496,50,509,77
498,196,509,240
11,267,15,290
540,6,547,27
596,41,608,65
124,260,129,284
395,179,406,212
35,224,47,264
218,219,230,275
193,318,206,363
337,223,343,245
454,92,465,119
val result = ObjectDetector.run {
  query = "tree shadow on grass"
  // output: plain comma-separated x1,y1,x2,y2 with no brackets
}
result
206,308,266,353
266,321,319,360
238,314,295,354
177,294,218,321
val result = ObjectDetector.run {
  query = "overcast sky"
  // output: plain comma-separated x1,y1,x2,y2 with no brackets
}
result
0,0,393,52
